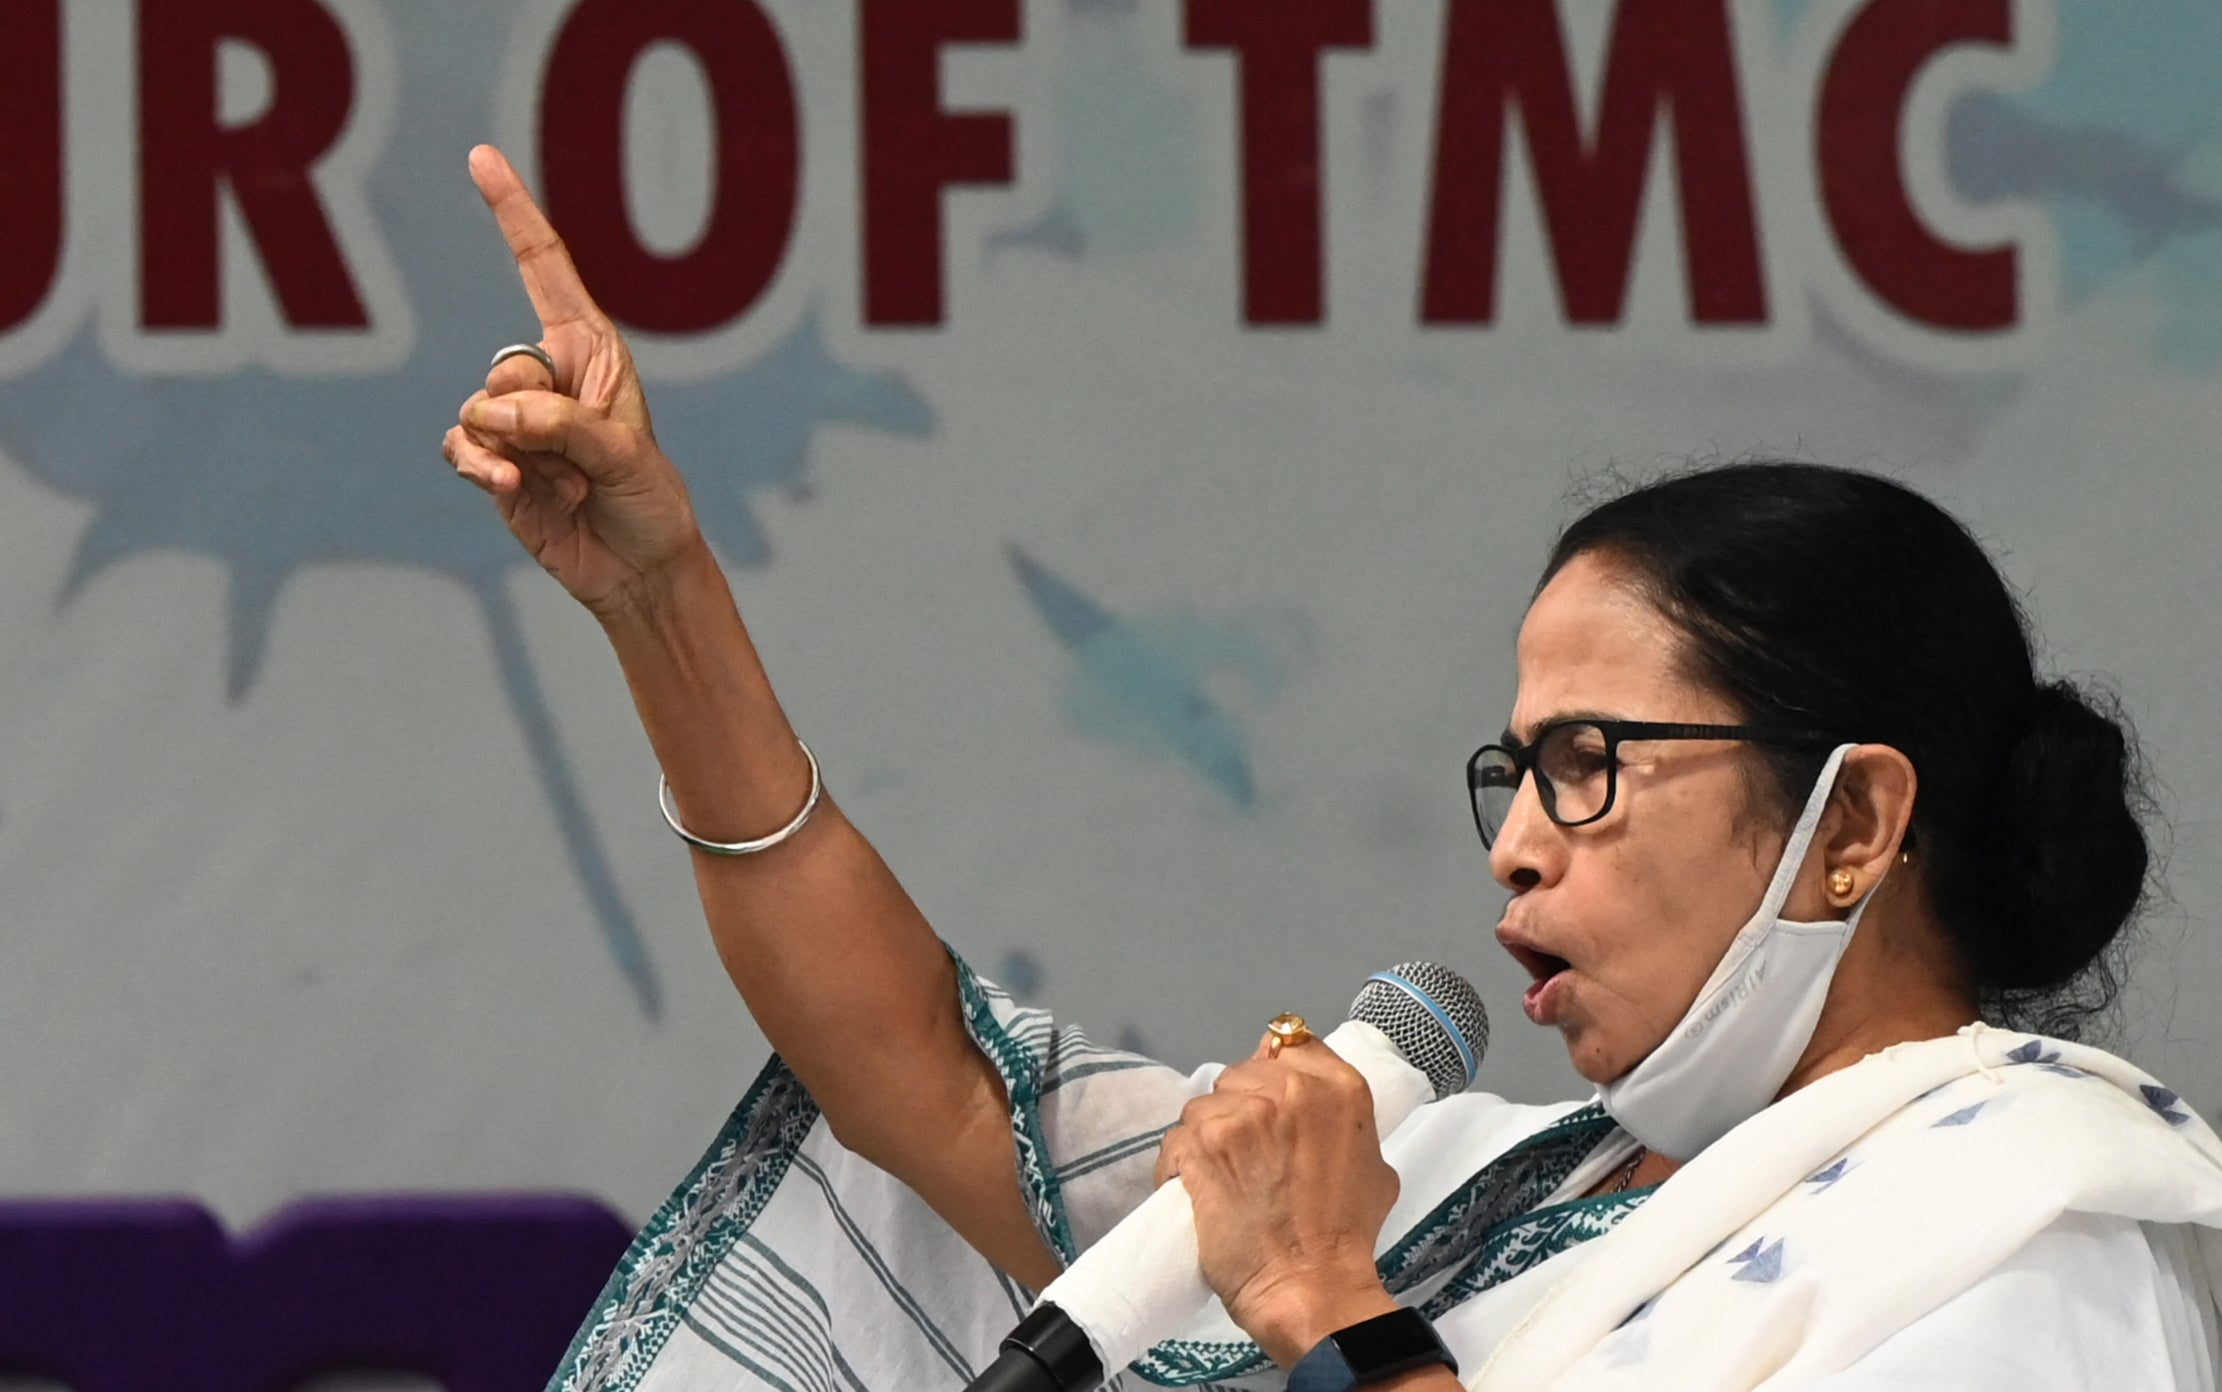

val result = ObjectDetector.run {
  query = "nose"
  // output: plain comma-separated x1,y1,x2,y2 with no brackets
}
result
1488,770,1557,892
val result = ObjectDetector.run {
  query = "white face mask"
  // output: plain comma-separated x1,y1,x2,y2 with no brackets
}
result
1597,744,1872,1160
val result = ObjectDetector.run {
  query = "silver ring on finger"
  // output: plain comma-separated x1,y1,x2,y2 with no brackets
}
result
489,342,557,379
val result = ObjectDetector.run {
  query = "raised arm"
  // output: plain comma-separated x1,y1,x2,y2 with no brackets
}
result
441,145,1059,1291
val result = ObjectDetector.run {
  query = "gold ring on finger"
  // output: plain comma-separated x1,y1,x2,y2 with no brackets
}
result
1265,1012,1315,1059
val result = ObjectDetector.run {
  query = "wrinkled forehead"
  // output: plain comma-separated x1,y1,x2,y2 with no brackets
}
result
1508,552,1727,740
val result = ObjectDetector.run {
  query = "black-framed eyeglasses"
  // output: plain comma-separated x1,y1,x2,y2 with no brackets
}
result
1466,720,1836,849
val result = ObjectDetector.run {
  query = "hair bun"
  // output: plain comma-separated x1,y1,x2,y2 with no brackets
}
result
1990,681,2149,991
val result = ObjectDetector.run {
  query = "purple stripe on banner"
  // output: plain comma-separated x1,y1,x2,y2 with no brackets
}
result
0,1195,631,1392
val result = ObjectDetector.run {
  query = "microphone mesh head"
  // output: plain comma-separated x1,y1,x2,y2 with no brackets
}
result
1347,962,1489,1101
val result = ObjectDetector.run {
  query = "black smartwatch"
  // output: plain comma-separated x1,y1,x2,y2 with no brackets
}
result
1287,1309,1458,1391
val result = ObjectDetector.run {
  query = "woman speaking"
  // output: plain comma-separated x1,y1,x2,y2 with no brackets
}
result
443,146,2222,1390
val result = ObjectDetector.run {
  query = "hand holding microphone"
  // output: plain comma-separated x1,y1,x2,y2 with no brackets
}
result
1155,1014,1409,1366
968,964,1488,1392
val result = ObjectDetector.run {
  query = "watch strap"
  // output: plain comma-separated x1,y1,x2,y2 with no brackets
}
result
1287,1308,1458,1391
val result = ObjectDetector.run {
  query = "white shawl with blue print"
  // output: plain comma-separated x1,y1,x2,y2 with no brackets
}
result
1472,1026,2222,1389
540,957,1650,1392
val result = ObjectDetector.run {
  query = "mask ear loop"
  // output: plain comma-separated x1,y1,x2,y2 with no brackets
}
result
1691,744,1858,999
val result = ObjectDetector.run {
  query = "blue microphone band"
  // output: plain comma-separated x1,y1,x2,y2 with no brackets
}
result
1364,970,1477,1088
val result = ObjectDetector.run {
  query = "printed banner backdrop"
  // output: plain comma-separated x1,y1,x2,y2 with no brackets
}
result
1,0,2219,1382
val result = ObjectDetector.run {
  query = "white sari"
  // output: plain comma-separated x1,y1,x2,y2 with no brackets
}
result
542,960,2221,1391
1473,1026,2222,1390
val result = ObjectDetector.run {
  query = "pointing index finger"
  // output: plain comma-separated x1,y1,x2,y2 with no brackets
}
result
469,143,602,335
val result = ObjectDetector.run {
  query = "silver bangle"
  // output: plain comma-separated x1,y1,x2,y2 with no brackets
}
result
658,740,822,855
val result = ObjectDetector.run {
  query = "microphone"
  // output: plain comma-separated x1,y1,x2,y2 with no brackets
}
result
964,963,1490,1392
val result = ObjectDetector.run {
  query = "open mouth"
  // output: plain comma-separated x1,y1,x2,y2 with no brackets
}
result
1504,942,1571,983
1503,942,1573,1024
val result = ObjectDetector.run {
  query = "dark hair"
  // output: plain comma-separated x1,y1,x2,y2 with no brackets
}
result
1542,462,2153,1039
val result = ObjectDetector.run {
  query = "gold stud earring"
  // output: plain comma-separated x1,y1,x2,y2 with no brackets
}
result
1828,868,1856,899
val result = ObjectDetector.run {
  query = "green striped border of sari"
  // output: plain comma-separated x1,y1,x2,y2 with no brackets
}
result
544,946,1083,1392
546,1058,823,1392
954,950,1082,1265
